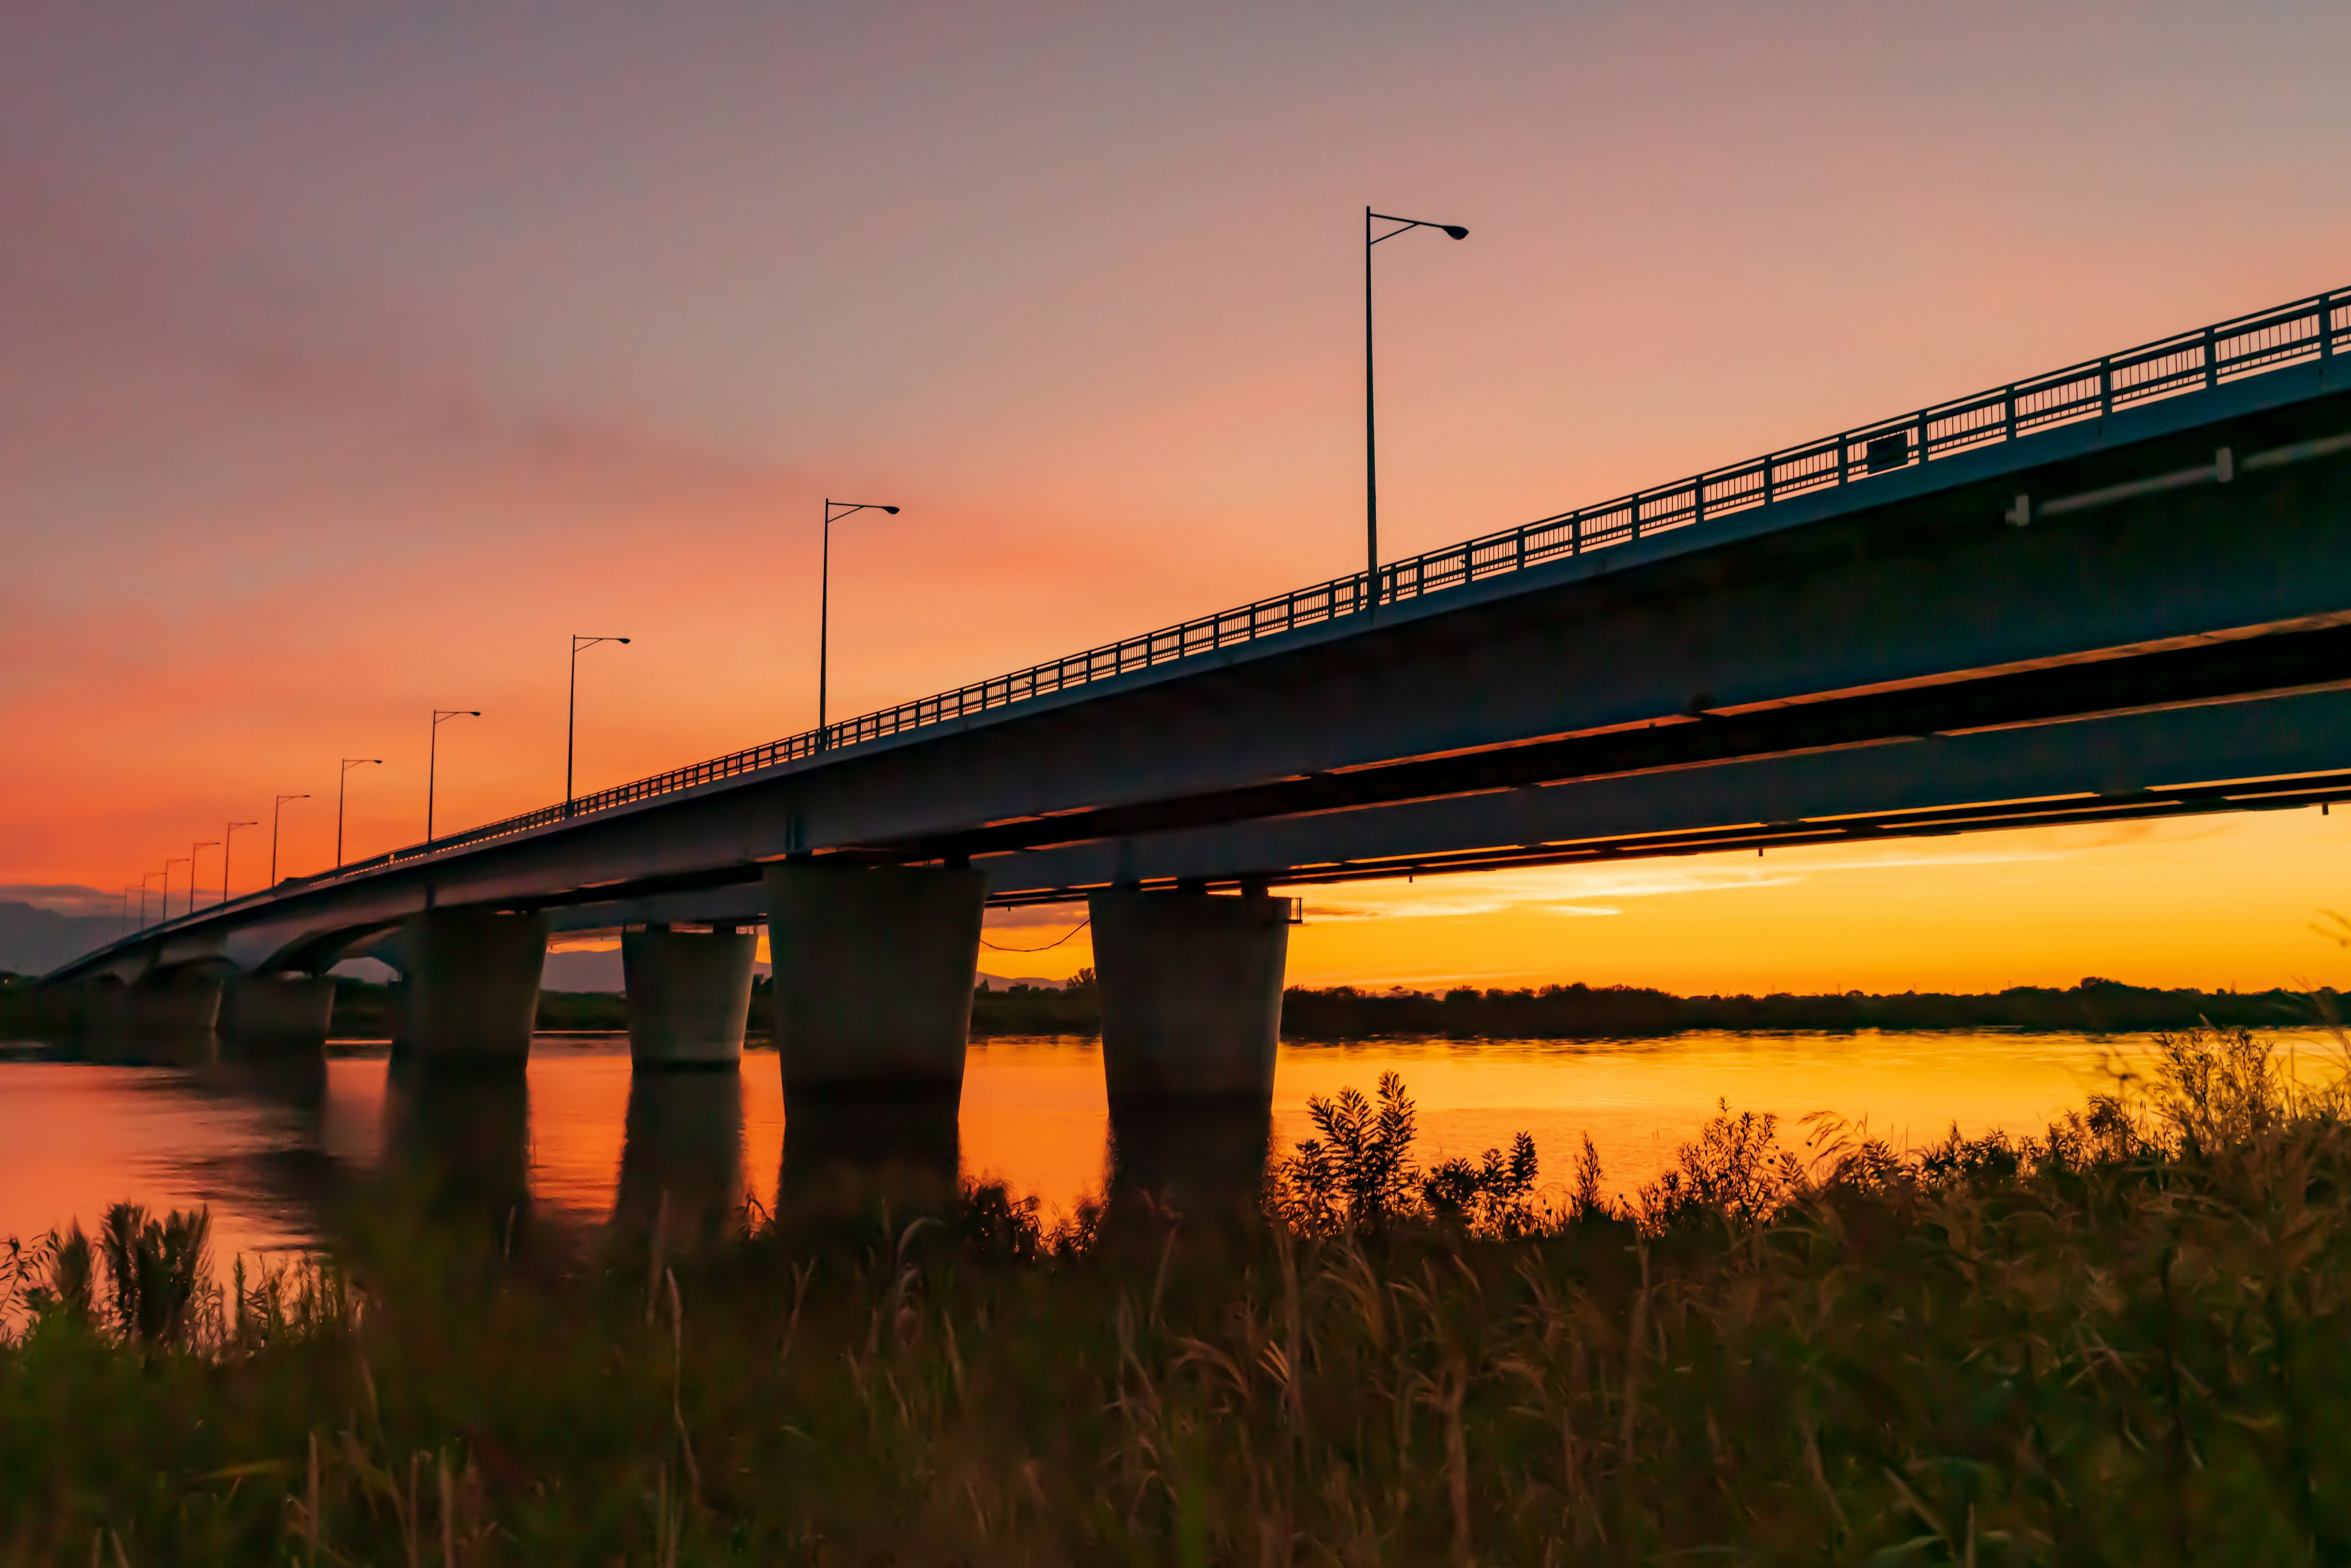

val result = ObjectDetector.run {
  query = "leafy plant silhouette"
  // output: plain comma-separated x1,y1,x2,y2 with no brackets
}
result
1273,1071,1539,1236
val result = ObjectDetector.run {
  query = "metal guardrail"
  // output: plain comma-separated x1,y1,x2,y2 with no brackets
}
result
318,285,2346,882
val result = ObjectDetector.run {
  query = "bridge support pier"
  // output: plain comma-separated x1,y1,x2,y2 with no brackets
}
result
222,974,336,1056
1092,890,1290,1107
124,971,225,1045
61,978,122,1041
623,925,757,1068
763,862,983,1105
390,909,549,1070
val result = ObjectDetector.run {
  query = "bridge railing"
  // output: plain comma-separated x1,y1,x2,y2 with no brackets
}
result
323,286,2347,879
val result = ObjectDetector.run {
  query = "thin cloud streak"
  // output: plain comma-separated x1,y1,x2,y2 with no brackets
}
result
1303,840,2079,923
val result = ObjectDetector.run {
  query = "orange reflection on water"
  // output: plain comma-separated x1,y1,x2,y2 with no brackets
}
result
4,1029,2341,1262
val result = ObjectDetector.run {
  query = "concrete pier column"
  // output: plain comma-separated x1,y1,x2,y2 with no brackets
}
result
392,909,550,1070
221,973,337,1056
762,862,984,1102
1091,890,1291,1106
71,978,127,1043
622,925,757,1068
124,970,225,1046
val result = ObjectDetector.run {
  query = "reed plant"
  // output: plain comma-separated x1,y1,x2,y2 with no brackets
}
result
4,1025,2350,1563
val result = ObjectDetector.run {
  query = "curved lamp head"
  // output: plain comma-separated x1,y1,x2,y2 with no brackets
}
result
883,506,901,514
618,637,632,644
1441,225,1469,239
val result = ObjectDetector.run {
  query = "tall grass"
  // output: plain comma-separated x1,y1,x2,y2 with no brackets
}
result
4,1026,2350,1562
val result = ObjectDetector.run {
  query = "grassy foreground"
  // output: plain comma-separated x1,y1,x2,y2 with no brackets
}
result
7,1027,2351,1564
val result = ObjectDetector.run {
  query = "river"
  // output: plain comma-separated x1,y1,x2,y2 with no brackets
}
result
9,1026,2319,1264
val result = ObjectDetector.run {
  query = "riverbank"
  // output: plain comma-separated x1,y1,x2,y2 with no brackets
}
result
3,1026,2346,1561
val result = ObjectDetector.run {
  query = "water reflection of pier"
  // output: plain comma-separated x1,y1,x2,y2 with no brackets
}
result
779,1093,961,1214
381,1066,534,1242
615,1068,746,1243
32,1032,1283,1253
1108,1100,1270,1215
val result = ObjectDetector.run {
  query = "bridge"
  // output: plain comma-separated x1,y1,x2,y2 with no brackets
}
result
40,283,2351,1120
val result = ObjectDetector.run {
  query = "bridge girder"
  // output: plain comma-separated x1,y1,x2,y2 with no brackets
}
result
45,361,2351,985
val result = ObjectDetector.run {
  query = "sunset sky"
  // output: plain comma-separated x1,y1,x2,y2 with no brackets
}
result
9,1,2351,993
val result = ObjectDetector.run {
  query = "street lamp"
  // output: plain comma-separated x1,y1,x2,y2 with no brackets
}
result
566,634,631,818
426,710,480,851
337,759,383,868
819,498,898,747
1364,208,1468,612
119,887,134,941
184,845,216,918
161,858,188,923
272,794,309,884
222,820,257,906
140,869,164,929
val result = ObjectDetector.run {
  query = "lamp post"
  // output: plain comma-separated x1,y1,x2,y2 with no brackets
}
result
271,794,309,884
221,820,256,906
427,710,480,851
1364,208,1468,612
566,635,631,818
179,847,214,919
337,759,382,868
819,498,898,748
119,888,133,941
140,870,163,929
188,842,219,917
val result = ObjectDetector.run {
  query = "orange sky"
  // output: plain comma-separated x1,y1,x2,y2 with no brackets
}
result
8,1,2351,993
952,812,2351,994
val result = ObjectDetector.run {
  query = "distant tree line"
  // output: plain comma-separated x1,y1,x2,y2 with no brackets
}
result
1278,977,2339,1038
5,972,2336,1043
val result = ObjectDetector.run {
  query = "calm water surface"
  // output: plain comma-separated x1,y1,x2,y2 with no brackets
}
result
2,1030,2321,1261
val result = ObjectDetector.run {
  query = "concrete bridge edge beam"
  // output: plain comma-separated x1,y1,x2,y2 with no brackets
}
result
391,909,550,1071
763,862,984,1104
622,925,758,1068
1090,889,1291,1106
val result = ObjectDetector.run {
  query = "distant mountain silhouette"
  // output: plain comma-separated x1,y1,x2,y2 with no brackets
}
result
0,899,122,977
